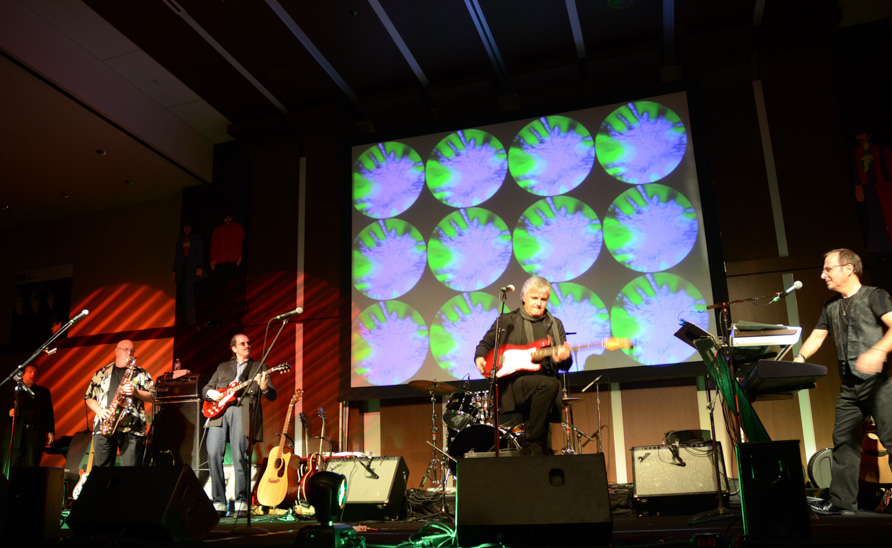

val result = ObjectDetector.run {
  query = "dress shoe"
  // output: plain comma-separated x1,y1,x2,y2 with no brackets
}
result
233,501,249,518
809,500,855,516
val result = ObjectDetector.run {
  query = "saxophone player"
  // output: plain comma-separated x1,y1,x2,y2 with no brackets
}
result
84,340,155,467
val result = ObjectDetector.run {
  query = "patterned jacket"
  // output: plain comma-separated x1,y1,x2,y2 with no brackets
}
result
84,362,154,436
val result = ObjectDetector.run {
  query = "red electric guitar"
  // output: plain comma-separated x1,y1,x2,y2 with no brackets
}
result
202,363,291,420
71,441,94,500
299,408,327,501
256,389,303,508
482,337,632,378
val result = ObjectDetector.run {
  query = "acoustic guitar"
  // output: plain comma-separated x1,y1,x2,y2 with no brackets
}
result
299,407,327,501
202,363,291,419
482,337,632,378
256,389,303,508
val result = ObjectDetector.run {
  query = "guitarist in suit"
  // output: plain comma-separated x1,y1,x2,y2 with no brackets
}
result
203,334,277,517
474,276,572,456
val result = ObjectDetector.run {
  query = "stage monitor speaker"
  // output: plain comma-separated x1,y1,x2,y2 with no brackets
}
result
736,440,810,541
327,456,410,521
456,454,612,547
152,398,206,473
631,442,727,497
67,465,219,542
7,467,63,540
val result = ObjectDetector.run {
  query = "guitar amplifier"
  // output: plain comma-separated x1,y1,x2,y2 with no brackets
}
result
155,374,200,400
326,456,409,521
631,442,727,497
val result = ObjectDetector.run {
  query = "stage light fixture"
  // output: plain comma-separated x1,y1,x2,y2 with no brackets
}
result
306,471,347,525
296,472,364,548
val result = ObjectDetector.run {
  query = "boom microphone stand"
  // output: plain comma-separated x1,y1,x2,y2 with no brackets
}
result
488,286,511,457
1,310,87,478
232,316,291,534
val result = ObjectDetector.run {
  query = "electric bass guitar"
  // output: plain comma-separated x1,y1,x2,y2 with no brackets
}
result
256,389,303,508
299,407,327,501
71,440,94,500
202,363,291,419
482,337,632,378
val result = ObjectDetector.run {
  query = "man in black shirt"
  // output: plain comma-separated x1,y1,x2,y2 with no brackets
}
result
6,364,54,467
795,248,892,515
475,276,572,456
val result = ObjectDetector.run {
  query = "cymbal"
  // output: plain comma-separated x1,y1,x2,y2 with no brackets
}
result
562,397,583,404
408,380,458,395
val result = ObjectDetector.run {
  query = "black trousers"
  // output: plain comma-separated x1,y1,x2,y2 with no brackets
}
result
830,370,892,510
505,375,560,452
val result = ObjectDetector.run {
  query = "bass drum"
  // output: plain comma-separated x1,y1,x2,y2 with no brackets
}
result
808,447,833,490
447,424,516,475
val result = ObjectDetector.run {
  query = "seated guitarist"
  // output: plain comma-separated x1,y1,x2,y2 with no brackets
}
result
203,334,277,517
474,276,571,456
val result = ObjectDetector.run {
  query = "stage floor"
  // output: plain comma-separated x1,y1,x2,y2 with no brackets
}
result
13,501,891,548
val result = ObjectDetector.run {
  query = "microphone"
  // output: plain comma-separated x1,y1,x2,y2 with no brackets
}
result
360,456,379,479
67,309,89,325
581,374,604,393
274,307,304,320
769,281,803,303
500,284,515,293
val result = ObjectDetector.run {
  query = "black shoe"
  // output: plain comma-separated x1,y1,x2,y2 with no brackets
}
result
809,500,855,516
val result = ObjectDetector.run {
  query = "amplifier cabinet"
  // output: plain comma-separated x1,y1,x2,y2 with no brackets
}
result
152,398,206,472
326,456,409,521
631,442,727,498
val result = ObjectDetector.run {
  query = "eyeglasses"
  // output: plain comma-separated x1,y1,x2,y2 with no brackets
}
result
821,264,850,274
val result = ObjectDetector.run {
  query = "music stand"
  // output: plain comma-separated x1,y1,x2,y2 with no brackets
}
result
674,322,734,522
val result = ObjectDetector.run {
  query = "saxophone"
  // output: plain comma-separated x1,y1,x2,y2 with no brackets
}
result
99,355,138,437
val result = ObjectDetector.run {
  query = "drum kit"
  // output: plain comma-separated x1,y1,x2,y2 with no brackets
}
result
408,379,521,488
409,374,603,489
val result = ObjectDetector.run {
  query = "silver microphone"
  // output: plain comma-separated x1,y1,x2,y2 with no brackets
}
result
274,307,304,320
769,281,803,303
500,284,515,293
67,309,89,325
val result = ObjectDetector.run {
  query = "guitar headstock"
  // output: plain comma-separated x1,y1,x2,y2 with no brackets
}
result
290,389,303,405
605,337,633,351
274,363,292,374
299,412,307,427
317,407,326,421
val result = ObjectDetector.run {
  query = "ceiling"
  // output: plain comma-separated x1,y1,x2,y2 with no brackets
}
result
1,0,890,228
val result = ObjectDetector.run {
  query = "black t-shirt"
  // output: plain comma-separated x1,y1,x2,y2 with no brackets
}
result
108,365,128,400
815,287,892,351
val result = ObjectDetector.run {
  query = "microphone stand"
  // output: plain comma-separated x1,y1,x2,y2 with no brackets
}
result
1,317,79,478
232,317,289,534
489,288,510,457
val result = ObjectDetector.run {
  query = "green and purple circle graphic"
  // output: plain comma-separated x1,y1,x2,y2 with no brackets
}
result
353,219,427,300
604,184,698,272
610,273,707,366
430,292,502,380
428,208,512,291
509,116,595,196
547,282,612,370
352,301,429,386
426,129,507,208
514,196,602,282
596,101,687,184
353,141,425,218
